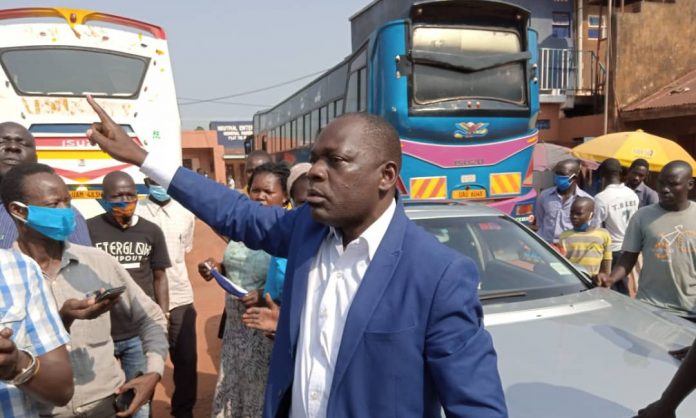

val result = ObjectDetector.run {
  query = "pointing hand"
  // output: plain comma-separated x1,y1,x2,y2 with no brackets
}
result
85,95,148,166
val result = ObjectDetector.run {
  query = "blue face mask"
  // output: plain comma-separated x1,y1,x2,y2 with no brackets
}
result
148,185,170,202
554,174,575,192
12,202,76,241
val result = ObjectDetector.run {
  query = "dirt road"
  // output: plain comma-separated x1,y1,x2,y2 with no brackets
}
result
152,219,227,417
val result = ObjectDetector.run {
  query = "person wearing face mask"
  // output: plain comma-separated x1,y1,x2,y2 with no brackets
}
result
558,197,612,279
0,121,92,249
86,171,171,418
136,177,197,418
197,162,289,418
534,159,594,245
2,163,168,418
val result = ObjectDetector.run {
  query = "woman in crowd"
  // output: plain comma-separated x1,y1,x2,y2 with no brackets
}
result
242,162,311,337
197,162,289,418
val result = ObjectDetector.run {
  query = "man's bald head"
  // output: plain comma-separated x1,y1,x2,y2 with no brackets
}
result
555,159,581,175
336,113,402,171
102,171,135,196
0,122,37,178
0,122,31,137
572,196,594,212
663,160,693,179
245,150,272,179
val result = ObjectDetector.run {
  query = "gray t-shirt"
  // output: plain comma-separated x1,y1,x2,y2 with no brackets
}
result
622,202,696,317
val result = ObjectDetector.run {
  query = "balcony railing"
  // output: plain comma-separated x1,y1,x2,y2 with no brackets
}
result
539,48,606,97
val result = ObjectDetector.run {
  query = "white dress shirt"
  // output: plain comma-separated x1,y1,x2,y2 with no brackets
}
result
140,155,398,417
291,199,395,418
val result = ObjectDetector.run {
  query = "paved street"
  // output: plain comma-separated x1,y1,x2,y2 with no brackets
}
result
152,218,227,418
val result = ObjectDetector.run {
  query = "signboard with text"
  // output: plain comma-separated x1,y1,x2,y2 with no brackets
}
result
209,121,253,149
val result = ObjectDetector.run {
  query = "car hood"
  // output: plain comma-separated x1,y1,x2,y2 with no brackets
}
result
483,288,696,418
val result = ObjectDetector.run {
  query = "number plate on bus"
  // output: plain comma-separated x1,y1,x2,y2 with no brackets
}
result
452,189,486,199
69,190,102,199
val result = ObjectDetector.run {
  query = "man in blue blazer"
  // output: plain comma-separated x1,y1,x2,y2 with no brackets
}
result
86,96,507,418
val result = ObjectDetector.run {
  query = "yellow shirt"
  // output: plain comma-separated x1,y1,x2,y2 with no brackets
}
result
559,228,612,276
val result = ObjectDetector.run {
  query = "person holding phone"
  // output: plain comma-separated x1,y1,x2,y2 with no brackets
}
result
87,171,171,418
0,121,92,249
2,162,168,418
0,249,74,416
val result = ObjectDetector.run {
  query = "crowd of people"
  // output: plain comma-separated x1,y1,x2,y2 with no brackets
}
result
1,93,696,418
534,155,696,417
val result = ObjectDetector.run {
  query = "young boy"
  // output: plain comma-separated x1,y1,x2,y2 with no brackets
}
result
558,197,612,278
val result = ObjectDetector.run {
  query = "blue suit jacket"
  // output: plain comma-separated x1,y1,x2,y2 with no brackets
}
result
169,168,507,418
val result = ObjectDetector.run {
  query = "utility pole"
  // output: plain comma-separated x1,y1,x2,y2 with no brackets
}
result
603,0,613,134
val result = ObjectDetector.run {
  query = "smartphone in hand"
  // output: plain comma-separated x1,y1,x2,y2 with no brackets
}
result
113,387,135,412
89,286,126,303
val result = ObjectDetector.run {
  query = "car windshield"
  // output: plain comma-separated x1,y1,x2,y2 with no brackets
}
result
0,47,148,97
412,215,588,303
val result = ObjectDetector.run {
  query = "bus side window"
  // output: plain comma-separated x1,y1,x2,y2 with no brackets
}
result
345,71,358,113
320,105,328,128
328,102,335,122
358,67,367,112
335,99,344,117
303,114,311,146
291,119,297,149
311,110,319,142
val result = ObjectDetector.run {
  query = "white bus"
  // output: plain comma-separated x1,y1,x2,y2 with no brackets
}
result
0,7,181,217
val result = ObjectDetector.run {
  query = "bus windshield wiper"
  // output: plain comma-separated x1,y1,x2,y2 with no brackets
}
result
411,49,531,72
479,290,528,301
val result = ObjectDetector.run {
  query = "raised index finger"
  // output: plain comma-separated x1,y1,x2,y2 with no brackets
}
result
86,95,112,123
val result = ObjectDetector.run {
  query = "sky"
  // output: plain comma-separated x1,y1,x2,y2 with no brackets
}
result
4,0,370,128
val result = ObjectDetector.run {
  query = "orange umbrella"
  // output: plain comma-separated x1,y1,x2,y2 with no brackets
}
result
571,130,696,172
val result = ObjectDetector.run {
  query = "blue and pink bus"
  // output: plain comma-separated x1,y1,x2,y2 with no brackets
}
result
251,0,539,221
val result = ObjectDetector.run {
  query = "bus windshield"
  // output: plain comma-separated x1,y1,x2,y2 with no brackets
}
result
0,47,148,97
411,27,526,105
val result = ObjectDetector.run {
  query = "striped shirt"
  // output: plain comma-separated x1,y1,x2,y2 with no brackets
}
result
558,228,612,276
0,204,92,249
0,249,70,418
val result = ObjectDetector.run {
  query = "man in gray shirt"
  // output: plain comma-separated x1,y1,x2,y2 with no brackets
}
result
598,160,696,318
625,158,659,208
2,163,168,418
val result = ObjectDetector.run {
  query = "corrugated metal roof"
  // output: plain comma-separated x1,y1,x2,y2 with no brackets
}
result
623,68,696,112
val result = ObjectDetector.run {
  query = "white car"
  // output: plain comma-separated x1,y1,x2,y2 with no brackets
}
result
406,203,696,418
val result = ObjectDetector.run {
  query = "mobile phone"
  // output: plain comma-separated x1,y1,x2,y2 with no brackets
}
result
94,286,126,303
113,387,135,412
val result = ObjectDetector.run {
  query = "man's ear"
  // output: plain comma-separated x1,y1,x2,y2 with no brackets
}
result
8,201,28,222
688,176,695,191
379,161,398,192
